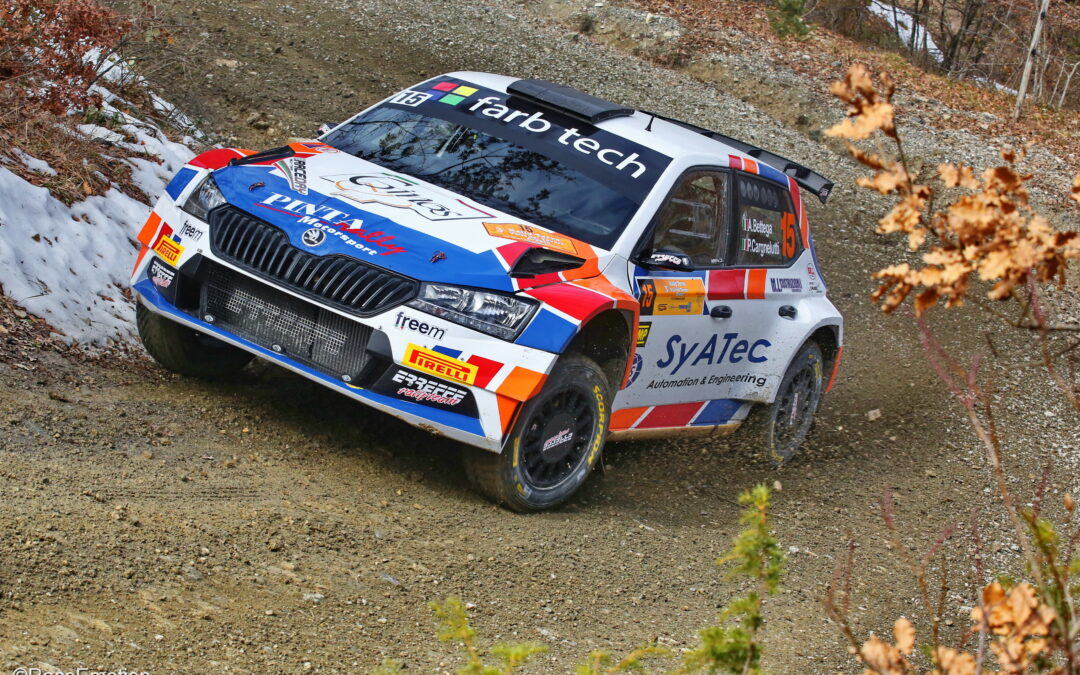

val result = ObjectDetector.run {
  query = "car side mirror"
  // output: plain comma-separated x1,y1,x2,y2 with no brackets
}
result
317,122,337,135
640,250,694,272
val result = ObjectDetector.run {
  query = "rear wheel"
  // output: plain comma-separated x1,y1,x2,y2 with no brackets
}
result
136,302,253,380
744,340,824,463
463,353,610,512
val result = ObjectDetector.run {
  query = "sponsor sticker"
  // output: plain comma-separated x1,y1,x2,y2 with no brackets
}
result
426,81,479,106
653,278,705,316
322,173,493,222
769,277,803,293
390,90,434,107
151,226,184,266
657,333,771,375
179,222,204,241
542,428,573,452
371,367,478,415
645,372,769,390
626,352,643,387
394,311,446,340
385,78,671,183
403,344,478,386
274,157,308,195
483,222,578,254
148,258,176,289
636,322,651,347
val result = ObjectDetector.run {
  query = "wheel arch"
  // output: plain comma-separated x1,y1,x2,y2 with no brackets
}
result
790,321,842,396
808,323,841,382
564,308,637,391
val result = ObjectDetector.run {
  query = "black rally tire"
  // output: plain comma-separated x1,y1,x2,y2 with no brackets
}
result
743,340,824,463
463,353,610,512
136,302,253,380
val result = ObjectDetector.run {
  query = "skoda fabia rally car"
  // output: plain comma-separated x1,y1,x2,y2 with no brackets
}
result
131,72,843,511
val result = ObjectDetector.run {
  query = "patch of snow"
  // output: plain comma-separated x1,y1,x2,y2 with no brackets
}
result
974,76,1018,96
14,149,57,176
77,123,126,145
868,0,943,63
0,75,198,345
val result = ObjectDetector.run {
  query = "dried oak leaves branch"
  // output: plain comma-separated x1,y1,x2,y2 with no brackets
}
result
854,582,1059,675
825,64,1080,675
826,64,1080,317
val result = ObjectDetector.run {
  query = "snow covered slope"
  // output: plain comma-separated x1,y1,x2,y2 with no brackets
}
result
0,83,200,345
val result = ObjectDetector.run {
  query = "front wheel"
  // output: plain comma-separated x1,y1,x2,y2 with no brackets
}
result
463,353,610,512
744,340,824,463
136,302,253,380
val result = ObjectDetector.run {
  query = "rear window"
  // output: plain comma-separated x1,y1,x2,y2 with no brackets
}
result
733,175,799,267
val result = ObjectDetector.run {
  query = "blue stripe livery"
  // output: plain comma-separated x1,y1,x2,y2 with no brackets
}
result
165,167,199,201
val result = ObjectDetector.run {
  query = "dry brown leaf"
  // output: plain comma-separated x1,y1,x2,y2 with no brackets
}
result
932,646,976,675
892,617,915,655
826,101,894,139
829,65,1080,316
846,144,892,171
939,163,979,189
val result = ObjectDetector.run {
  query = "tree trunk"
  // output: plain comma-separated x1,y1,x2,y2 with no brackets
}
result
1057,61,1080,109
1012,0,1051,121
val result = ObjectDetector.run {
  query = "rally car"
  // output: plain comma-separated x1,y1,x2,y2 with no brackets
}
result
131,72,843,511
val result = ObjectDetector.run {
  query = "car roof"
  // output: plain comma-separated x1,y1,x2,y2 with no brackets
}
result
444,71,832,202
446,72,743,160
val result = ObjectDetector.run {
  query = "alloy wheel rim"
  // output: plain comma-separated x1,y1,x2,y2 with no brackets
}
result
774,363,818,448
520,388,595,489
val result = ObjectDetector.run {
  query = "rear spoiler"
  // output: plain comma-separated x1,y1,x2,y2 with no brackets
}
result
643,112,834,204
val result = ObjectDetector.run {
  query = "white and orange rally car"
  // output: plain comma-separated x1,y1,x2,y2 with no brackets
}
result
131,72,843,511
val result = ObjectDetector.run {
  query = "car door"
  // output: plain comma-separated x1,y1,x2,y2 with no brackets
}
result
699,169,808,403
616,169,727,413
615,167,808,422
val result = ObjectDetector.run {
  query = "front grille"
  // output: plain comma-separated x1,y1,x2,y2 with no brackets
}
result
202,264,372,380
209,206,417,317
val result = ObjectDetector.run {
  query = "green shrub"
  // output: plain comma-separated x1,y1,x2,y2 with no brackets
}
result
769,0,812,39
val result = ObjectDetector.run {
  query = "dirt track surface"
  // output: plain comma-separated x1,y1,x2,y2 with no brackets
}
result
2,0,1079,672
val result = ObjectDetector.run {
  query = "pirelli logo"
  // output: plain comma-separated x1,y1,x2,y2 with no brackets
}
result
403,344,478,386
152,235,184,267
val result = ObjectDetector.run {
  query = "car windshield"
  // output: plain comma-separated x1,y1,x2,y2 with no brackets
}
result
323,107,651,249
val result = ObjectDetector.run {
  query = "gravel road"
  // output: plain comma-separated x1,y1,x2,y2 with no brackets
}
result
1,0,1077,672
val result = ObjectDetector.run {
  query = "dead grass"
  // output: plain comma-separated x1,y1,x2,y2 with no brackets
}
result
0,96,157,206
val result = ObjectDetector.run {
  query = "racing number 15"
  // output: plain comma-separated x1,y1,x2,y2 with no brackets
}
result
781,212,797,259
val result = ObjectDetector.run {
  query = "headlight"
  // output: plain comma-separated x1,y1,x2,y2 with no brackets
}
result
407,283,538,340
181,174,226,222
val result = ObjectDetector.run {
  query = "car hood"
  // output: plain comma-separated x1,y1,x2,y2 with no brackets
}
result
210,144,612,293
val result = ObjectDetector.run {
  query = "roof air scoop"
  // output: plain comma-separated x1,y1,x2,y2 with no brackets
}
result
507,79,635,124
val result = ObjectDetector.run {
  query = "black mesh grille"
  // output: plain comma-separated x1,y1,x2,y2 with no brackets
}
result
202,264,372,380
209,206,417,317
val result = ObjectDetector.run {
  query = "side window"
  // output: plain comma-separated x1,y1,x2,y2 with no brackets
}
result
733,175,799,267
651,171,729,267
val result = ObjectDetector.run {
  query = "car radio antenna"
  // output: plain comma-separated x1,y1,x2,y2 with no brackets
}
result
645,113,655,132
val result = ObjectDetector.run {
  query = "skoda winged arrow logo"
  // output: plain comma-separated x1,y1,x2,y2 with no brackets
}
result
301,227,325,247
